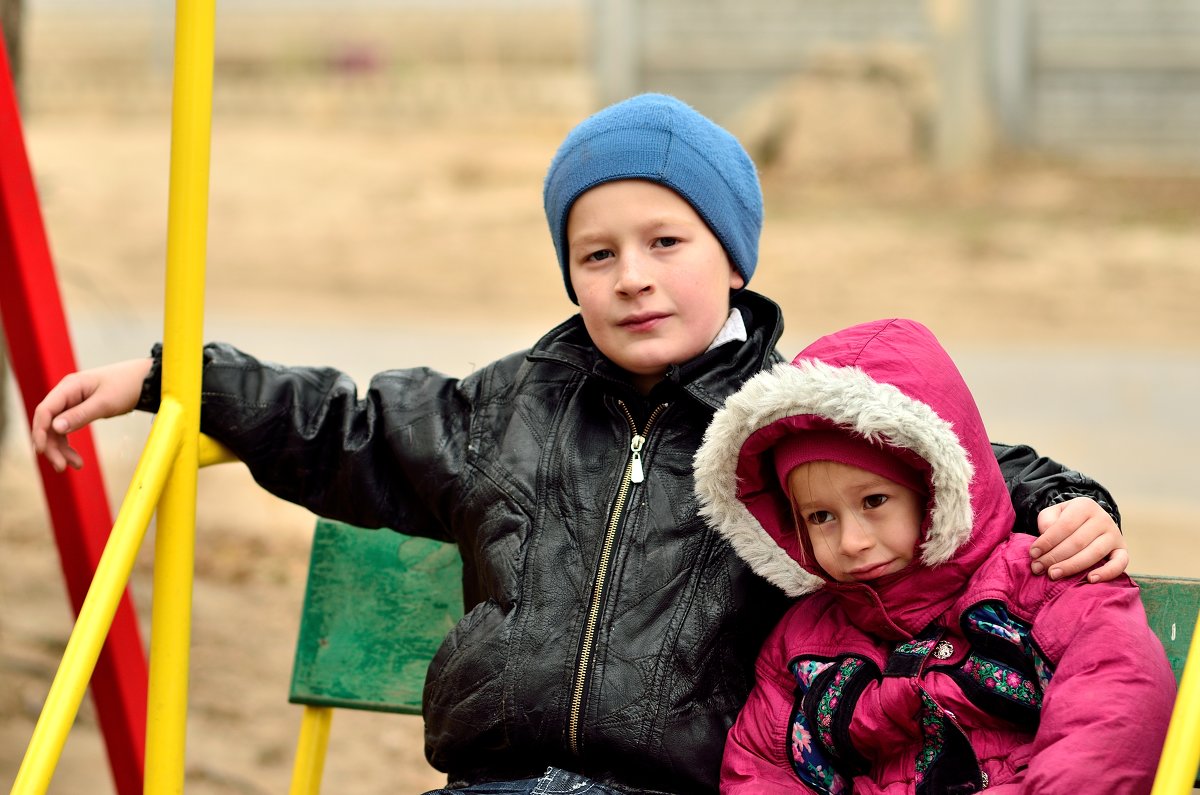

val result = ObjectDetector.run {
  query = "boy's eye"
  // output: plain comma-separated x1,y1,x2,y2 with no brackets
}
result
654,236,679,248
863,494,888,509
585,249,614,263
806,510,834,526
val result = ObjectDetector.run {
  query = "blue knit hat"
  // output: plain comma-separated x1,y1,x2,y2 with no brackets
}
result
543,93,763,304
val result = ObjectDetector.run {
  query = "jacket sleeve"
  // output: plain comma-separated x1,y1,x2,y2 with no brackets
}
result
987,577,1176,794
991,442,1121,534
138,342,470,539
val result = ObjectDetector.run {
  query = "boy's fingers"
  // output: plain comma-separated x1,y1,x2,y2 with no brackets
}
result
30,423,46,453
1045,534,1114,580
51,407,89,436
30,401,63,452
1035,501,1065,534
1031,502,1074,557
1031,516,1094,560
48,394,106,440
32,376,87,442
1032,497,1117,558
42,440,67,473
1086,549,1130,584
64,445,84,470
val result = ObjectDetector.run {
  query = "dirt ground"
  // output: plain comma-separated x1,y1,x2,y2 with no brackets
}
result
3,40,1200,795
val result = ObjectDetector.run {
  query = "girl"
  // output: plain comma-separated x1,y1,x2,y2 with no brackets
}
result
694,318,1175,794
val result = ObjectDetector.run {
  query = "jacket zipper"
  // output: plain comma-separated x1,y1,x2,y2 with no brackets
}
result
567,400,667,755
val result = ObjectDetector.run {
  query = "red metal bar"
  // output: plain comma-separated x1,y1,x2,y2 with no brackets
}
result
0,28,147,795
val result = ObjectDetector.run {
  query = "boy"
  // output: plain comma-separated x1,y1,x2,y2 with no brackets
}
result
32,94,1127,795
693,318,1173,792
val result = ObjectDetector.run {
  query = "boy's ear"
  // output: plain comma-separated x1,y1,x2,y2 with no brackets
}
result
729,266,745,290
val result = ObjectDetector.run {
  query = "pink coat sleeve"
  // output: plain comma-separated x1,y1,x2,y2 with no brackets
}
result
987,576,1176,794
721,618,819,793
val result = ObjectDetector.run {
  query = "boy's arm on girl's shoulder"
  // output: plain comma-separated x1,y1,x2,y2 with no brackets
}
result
991,442,1121,531
991,443,1128,582
146,341,466,538
1017,577,1176,794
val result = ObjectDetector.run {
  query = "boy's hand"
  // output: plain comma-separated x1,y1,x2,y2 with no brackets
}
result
31,358,154,472
1030,497,1129,583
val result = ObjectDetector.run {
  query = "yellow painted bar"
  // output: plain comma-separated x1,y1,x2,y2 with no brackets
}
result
9,402,185,795
1151,608,1200,795
288,707,334,795
198,434,236,468
143,0,216,790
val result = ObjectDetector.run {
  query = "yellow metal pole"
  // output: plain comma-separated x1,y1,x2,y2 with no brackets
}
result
197,434,235,468
287,707,334,795
1151,609,1200,795
143,0,215,790
9,404,185,795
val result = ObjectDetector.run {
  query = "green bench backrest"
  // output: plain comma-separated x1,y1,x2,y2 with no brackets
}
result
289,519,463,714
289,521,1198,779
1136,574,1200,684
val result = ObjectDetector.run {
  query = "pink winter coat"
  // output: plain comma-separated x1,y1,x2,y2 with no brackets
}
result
693,319,1175,794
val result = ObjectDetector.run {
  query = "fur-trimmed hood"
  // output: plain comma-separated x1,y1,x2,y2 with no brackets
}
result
694,318,1016,637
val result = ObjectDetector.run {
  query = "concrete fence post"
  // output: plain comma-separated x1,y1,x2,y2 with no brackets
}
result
591,0,639,108
927,0,994,172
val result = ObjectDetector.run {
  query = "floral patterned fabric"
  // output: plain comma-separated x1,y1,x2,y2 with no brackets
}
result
782,607,1053,791
787,657,856,795
953,601,1054,732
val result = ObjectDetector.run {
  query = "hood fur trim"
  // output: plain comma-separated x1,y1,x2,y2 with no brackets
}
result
695,359,975,597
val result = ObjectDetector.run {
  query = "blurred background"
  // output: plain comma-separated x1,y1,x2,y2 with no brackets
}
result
1,1,1198,792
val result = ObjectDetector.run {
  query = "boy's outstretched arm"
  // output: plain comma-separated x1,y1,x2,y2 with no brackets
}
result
31,358,153,472
992,442,1128,584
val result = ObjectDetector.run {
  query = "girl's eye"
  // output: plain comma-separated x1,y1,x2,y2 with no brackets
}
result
806,510,834,526
864,494,888,509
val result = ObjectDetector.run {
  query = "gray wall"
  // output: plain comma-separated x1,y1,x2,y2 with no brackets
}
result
1020,0,1200,168
593,0,1200,171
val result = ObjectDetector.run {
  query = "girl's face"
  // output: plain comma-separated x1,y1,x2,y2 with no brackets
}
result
566,180,744,394
787,460,924,583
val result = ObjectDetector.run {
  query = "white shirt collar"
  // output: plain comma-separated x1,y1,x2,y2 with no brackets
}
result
705,308,747,353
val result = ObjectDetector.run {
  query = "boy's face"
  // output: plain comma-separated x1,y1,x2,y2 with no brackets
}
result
566,180,745,394
787,460,924,583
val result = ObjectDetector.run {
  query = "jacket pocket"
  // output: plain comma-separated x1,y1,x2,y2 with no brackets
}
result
425,597,508,711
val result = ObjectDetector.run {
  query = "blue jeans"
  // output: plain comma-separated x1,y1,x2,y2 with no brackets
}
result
421,766,625,795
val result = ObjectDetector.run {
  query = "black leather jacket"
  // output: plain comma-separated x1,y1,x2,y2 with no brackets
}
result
139,291,1118,794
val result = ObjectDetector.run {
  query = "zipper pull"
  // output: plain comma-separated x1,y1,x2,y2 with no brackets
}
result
629,434,645,483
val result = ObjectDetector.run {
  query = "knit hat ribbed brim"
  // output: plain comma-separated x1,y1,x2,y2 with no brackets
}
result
774,429,929,498
543,93,763,304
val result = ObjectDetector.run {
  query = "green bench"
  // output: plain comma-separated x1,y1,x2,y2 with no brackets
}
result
290,520,463,716
286,519,1199,793
286,520,463,795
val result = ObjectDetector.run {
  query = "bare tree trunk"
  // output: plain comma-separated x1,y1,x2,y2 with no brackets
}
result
0,0,21,446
